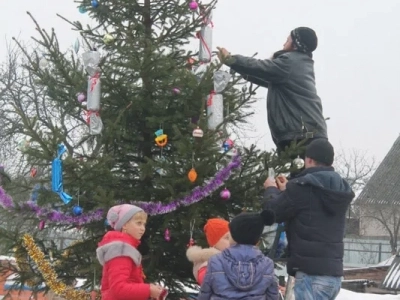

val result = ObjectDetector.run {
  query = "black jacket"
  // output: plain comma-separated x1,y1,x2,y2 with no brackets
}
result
262,166,354,276
227,51,327,145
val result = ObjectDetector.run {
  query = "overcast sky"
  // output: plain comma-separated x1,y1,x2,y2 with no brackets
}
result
0,0,399,164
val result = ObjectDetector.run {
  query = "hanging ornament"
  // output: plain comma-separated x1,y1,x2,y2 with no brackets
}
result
220,188,231,200
74,39,80,54
155,156,167,176
30,168,37,178
91,0,99,8
51,144,73,204
188,168,197,183
189,0,199,11
38,57,49,69
78,5,87,13
38,220,45,231
31,183,41,202
187,220,196,248
186,58,196,70
164,228,171,242
76,92,86,103
73,205,83,216
103,33,115,45
154,129,168,147
172,87,180,95
18,139,30,152
192,127,204,138
293,156,305,169
222,139,234,152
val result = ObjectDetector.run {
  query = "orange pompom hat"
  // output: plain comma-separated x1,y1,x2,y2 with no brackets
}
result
203,218,229,247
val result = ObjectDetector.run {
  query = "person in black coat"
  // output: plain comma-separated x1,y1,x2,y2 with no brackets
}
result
217,27,327,157
262,139,354,300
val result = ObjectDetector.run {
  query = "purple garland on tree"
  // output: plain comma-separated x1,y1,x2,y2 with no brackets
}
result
0,154,241,226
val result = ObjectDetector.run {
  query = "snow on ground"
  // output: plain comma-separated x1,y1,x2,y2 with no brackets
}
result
336,289,400,300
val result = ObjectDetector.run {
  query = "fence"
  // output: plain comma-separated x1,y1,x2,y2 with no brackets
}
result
343,237,393,267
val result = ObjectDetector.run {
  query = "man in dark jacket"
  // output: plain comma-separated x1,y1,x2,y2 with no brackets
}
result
217,27,327,155
262,139,354,300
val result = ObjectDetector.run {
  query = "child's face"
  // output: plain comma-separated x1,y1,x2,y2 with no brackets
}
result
214,231,231,251
122,212,147,240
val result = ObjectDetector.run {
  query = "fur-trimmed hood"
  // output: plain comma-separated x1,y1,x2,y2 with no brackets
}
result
186,246,220,264
96,231,142,266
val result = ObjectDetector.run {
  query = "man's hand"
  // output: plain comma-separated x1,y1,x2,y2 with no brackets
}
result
217,47,230,62
276,175,288,191
264,177,277,189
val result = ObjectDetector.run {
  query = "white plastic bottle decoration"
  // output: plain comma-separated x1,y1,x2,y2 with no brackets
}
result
198,9,213,62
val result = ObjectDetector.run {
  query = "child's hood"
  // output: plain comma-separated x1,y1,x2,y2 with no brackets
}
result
186,246,220,264
96,231,142,266
221,245,272,291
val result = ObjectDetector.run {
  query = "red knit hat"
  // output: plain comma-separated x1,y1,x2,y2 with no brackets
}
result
203,218,229,247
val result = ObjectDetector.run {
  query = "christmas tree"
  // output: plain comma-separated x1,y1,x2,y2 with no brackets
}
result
0,0,303,298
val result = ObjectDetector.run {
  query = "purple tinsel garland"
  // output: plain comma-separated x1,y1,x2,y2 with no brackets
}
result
0,154,241,225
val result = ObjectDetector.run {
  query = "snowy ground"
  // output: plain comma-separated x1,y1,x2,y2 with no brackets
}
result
336,289,400,300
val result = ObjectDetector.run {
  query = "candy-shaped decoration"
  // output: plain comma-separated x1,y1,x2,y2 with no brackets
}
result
222,139,234,152
103,33,115,45
88,112,103,135
73,205,83,216
214,70,231,92
51,144,73,204
78,5,87,13
82,51,103,135
172,87,180,95
18,139,30,152
77,92,86,103
188,168,197,182
38,220,45,231
197,10,213,62
154,129,168,147
293,156,305,169
164,228,171,241
206,92,222,130
30,168,37,178
207,71,231,130
220,188,231,200
91,0,99,8
189,0,198,11
192,127,204,138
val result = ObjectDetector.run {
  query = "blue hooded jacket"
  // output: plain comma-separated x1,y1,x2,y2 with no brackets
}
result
197,244,278,300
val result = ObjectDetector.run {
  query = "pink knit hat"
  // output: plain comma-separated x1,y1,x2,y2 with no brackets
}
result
107,204,144,231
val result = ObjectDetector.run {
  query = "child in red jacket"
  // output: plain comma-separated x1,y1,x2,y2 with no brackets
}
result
186,218,230,285
96,204,164,300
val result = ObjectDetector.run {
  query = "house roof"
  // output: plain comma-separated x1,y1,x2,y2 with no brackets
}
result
382,255,400,290
354,135,400,205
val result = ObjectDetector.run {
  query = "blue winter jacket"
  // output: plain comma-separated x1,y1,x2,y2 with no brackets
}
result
197,244,279,300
